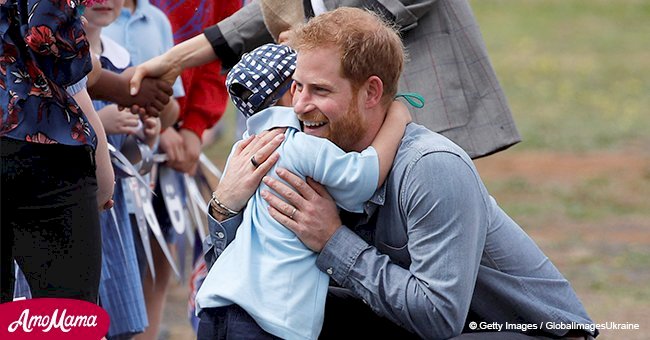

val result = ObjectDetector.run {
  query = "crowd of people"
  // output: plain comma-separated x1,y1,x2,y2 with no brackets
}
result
1,0,597,339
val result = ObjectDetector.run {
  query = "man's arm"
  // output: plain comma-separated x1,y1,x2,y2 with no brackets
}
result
129,33,218,96
205,1,274,69
263,152,488,338
322,0,436,32
131,2,273,94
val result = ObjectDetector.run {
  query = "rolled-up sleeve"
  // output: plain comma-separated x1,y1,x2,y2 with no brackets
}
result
203,210,243,269
205,1,273,69
375,0,435,31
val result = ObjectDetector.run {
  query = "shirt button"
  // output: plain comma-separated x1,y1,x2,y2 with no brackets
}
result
326,268,333,275
216,232,225,239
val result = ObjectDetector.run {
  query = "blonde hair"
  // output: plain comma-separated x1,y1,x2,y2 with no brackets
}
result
293,7,405,107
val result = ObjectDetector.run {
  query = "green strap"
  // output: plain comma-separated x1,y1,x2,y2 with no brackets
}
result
395,92,425,108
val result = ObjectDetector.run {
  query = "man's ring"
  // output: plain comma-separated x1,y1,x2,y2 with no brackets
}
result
289,207,297,220
250,155,260,168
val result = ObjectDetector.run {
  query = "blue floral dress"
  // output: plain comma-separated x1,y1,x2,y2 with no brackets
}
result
0,0,96,147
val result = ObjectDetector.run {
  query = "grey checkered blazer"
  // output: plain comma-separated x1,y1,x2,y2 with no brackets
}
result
218,0,520,158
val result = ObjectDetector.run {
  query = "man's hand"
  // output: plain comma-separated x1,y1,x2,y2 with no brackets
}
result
211,130,285,219
261,170,341,252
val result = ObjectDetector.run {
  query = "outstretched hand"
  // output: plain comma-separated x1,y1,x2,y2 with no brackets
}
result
129,54,180,98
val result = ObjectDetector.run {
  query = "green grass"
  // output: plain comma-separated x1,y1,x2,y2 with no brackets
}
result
470,3,650,335
471,0,650,152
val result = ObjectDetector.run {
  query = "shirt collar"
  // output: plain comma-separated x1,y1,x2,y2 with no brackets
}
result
244,106,301,136
120,0,150,20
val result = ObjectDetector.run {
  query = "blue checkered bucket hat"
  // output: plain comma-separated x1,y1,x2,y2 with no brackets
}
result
226,43,297,117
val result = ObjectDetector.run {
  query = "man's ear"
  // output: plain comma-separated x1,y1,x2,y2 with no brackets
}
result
363,76,383,109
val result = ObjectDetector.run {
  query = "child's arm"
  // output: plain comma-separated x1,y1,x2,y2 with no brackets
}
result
73,88,115,210
159,97,180,130
141,116,161,148
97,104,139,135
370,100,412,187
87,67,173,117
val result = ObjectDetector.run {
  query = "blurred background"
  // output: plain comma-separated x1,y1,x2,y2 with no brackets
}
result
163,1,650,339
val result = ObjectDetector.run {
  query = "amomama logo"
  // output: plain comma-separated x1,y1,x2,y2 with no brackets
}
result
0,298,110,339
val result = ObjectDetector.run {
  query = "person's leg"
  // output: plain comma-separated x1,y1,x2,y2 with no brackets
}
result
197,305,279,340
320,287,419,339
134,238,173,340
5,140,101,303
0,143,16,302
226,304,280,340
1,137,19,303
197,308,226,340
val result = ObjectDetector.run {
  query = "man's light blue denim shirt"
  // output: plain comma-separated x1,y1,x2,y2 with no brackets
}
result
204,123,595,339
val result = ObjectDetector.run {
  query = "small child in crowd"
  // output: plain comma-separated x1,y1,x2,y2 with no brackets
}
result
195,43,411,340
84,0,157,337
103,1,186,338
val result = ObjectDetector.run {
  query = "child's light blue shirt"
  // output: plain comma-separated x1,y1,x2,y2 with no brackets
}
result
103,0,184,97
196,106,379,340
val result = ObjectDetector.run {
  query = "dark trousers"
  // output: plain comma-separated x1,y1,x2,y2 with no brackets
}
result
320,287,419,339
197,305,280,340
1,138,102,303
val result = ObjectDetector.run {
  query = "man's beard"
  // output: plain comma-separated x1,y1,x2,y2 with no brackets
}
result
299,91,367,151
327,100,367,152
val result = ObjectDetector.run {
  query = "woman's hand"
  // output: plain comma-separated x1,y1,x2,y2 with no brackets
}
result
211,129,285,220
129,54,180,99
261,169,341,252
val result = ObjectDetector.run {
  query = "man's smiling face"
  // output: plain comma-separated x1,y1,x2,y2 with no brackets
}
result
291,47,367,152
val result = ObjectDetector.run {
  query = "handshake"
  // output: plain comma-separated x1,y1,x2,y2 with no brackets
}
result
88,63,174,118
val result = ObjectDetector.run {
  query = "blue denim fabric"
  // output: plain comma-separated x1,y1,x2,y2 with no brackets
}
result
315,124,595,339
197,305,280,340
204,124,596,339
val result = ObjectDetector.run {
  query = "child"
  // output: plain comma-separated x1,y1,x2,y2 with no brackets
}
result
103,2,185,338
83,0,158,337
195,43,411,340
